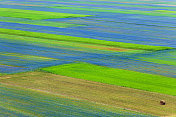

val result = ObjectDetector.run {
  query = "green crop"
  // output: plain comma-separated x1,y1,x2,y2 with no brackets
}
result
41,62,176,96
0,8,91,20
0,28,173,51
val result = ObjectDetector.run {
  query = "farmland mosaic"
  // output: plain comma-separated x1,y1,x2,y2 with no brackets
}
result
0,0,176,116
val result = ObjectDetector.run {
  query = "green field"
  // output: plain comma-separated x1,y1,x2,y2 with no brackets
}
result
0,0,176,116
41,62,176,96
0,8,91,20
0,28,173,51
0,71,175,116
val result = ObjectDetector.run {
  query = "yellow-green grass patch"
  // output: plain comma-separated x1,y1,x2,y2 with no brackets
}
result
0,8,91,20
41,62,176,96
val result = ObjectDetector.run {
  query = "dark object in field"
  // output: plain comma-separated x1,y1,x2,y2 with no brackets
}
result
160,100,166,105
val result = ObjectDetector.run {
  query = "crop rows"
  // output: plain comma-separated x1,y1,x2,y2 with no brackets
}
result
0,0,176,116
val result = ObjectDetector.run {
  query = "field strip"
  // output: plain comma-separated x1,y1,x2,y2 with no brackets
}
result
41,62,176,96
52,1,176,10
0,52,58,61
0,64,27,70
50,5,176,18
44,0,176,8
0,64,27,68
136,56,176,66
0,83,153,116
0,28,173,51
5,0,176,10
0,8,91,20
0,71,175,116
0,33,141,53
0,17,84,28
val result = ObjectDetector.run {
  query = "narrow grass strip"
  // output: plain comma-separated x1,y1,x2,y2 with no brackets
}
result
0,8,91,20
41,62,176,96
0,28,173,51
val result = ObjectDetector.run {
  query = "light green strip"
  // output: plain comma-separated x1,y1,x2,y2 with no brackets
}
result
155,10,176,14
0,28,173,51
41,62,176,96
0,8,92,20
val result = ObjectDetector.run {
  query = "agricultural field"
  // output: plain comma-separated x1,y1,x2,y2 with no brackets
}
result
0,0,176,116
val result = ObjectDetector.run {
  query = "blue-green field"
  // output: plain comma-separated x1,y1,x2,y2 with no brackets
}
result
0,0,176,116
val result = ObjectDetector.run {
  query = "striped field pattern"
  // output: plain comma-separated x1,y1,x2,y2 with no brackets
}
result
0,0,176,116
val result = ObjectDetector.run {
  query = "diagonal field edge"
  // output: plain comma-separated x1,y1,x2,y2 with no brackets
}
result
41,62,176,96
0,28,173,51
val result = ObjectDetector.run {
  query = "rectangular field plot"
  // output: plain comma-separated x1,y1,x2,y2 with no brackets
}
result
0,83,152,117
0,8,91,20
0,71,175,116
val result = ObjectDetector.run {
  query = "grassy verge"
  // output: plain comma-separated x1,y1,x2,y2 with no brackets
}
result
41,62,176,96
0,8,91,20
0,28,173,51
0,71,175,116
